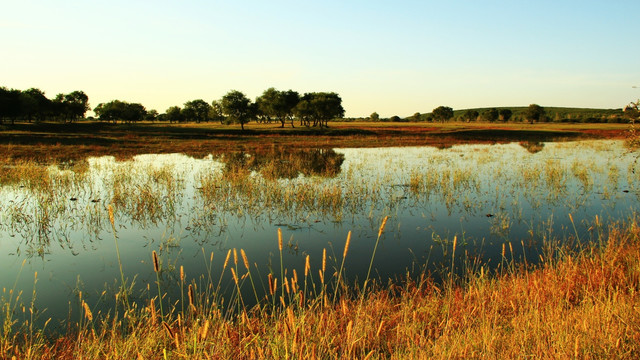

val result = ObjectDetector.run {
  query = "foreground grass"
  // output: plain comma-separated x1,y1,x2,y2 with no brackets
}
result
2,216,639,359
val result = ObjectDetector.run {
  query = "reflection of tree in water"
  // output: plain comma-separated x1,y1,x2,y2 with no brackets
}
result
519,141,545,154
222,148,345,179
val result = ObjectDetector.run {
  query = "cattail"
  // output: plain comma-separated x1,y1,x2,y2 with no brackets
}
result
149,299,157,325
378,216,389,238
501,243,506,258
508,242,513,256
343,231,351,259
304,255,310,277
231,268,239,285
108,204,115,227
322,248,326,273
200,320,210,340
241,249,250,271
223,249,231,270
188,284,195,309
233,248,238,266
180,266,185,282
292,269,298,287
82,300,93,321
284,277,290,294
268,274,274,295
452,235,457,259
210,251,214,263
273,278,278,295
278,228,283,251
569,213,574,223
152,251,160,273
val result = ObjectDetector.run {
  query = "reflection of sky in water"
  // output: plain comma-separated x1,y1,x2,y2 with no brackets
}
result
0,140,638,328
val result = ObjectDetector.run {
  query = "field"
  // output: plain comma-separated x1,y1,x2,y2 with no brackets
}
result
1,121,639,359
0,121,629,163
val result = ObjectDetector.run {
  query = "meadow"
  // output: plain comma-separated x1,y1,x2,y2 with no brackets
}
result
0,122,638,359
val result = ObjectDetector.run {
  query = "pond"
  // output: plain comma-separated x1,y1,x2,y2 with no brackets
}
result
1,140,638,329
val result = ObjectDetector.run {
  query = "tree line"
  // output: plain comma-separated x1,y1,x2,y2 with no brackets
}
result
2,85,633,127
0,86,345,129
0,87,89,125
367,104,629,124
94,88,345,130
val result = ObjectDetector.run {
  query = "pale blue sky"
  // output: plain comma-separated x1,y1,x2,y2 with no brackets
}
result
2,0,639,117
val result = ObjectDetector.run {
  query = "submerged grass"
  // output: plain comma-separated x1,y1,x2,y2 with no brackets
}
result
1,216,639,359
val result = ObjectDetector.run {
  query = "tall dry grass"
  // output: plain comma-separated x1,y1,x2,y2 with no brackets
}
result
1,215,639,359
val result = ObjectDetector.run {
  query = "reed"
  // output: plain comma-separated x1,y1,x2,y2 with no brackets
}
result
108,204,129,309
2,216,640,358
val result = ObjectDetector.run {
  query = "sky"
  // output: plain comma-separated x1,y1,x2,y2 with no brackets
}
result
2,0,639,118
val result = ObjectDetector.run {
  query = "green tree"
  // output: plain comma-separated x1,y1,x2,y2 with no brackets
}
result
369,112,380,122
256,88,300,128
481,108,499,122
20,88,50,123
94,100,146,123
432,106,454,123
221,90,253,130
499,109,513,122
145,109,158,121
294,92,344,128
463,109,479,122
209,100,225,124
63,90,90,121
0,87,21,125
165,106,183,123
410,112,421,122
183,99,211,123
525,104,546,124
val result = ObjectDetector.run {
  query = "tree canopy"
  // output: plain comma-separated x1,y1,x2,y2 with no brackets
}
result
525,104,546,124
94,100,147,123
432,106,454,123
221,90,254,130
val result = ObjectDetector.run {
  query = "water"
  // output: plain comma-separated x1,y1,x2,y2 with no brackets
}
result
1,140,638,328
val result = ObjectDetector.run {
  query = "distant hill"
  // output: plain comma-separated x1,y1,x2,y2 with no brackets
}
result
446,106,624,123
348,106,627,123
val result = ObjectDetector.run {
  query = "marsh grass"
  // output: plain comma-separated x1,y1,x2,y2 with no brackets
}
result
1,216,639,359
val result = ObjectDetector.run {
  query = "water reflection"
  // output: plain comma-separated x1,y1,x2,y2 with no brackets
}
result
0,140,638,327
223,148,345,179
519,141,545,153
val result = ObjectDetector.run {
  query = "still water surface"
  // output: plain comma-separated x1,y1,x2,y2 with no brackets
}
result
0,140,638,327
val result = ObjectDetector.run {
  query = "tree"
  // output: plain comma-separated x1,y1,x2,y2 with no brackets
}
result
369,112,380,122
183,99,211,123
623,100,639,121
499,109,513,122
0,87,21,124
63,90,90,121
165,106,183,123
221,90,253,130
462,109,479,122
20,88,50,122
410,112,421,122
525,104,546,124
209,100,225,124
94,100,146,123
256,88,300,128
294,92,344,128
145,109,158,121
432,106,454,123
481,108,499,122
277,89,301,128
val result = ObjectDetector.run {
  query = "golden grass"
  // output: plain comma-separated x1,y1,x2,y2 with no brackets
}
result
2,216,639,359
